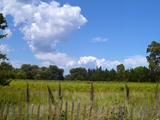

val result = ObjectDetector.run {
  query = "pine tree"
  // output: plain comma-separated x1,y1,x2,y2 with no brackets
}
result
0,13,8,38
0,13,10,86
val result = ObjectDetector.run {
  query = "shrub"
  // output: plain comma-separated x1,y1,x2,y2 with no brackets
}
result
0,70,13,86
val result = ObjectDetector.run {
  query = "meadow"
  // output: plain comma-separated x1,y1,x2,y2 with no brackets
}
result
0,80,160,119
0,80,159,107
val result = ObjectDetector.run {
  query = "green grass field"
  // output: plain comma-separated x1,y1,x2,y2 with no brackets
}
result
0,80,159,108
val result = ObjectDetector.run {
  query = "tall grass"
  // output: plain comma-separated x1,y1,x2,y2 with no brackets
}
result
0,80,159,109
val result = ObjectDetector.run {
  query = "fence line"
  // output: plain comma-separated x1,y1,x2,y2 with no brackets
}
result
0,102,159,120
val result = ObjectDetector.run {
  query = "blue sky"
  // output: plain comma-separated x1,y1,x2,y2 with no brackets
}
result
0,0,160,75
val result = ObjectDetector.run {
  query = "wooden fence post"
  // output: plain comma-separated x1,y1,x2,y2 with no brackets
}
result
76,103,80,120
26,82,30,103
155,83,159,102
11,105,16,120
125,83,129,102
70,102,74,120
90,82,94,107
36,104,40,120
64,101,68,120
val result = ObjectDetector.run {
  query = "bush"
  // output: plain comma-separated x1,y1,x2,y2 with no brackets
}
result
0,70,13,86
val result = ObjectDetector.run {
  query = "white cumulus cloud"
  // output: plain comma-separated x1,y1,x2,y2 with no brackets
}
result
0,0,87,53
92,37,108,42
77,55,148,70
123,55,148,68
77,56,120,69
35,52,76,68
35,54,148,74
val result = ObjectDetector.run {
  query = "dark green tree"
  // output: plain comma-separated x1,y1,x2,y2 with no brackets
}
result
133,66,150,82
47,65,64,80
116,64,126,81
116,64,125,72
21,64,32,79
146,41,160,82
108,68,117,81
0,13,11,85
89,66,106,81
0,13,8,61
70,67,87,80
0,13,8,39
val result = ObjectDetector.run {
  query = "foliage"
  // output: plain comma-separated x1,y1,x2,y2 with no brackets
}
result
0,13,8,39
65,66,156,82
0,13,8,61
0,13,12,86
146,41,160,82
0,62,15,85
14,64,64,80
0,71,11,86
69,67,87,80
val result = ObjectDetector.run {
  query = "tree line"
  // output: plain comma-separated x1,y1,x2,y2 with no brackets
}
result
66,65,155,82
0,62,158,83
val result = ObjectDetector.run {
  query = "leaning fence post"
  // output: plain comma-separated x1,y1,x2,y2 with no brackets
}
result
26,82,30,103
47,85,55,120
125,83,129,102
58,82,62,100
155,83,159,103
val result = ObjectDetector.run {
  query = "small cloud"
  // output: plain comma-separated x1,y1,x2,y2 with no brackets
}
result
3,29,12,38
92,37,108,42
0,44,11,54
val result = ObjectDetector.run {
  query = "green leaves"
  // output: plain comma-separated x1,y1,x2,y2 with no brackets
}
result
0,13,8,39
146,41,160,82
